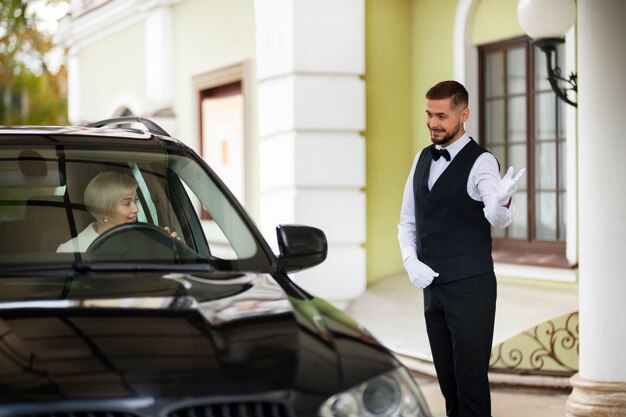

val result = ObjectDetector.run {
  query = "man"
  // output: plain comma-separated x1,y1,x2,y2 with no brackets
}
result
398,80,524,417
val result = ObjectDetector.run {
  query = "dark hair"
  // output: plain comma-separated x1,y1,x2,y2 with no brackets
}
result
426,80,468,109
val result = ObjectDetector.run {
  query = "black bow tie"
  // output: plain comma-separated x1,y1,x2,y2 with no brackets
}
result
430,146,451,162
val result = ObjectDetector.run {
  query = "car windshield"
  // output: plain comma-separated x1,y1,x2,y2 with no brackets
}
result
0,143,271,272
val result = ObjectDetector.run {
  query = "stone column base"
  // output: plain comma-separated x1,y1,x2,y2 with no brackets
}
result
566,373,626,417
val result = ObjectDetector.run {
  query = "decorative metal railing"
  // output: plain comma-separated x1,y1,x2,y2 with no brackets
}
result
490,311,579,376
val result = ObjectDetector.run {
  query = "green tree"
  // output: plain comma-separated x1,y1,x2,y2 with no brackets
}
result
0,0,68,125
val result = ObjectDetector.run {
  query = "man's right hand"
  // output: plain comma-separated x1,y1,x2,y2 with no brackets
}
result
404,256,439,288
496,166,526,206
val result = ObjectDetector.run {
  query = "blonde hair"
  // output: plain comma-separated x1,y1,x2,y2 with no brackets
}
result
84,172,138,222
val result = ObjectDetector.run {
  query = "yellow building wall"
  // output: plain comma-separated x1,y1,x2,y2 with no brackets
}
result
471,0,524,45
364,0,413,284
410,0,457,155
365,0,458,284
79,21,147,122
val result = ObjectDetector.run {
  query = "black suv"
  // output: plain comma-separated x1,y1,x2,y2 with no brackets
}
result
0,118,431,417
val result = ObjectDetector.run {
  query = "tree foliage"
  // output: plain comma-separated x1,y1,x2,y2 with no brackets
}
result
0,0,68,125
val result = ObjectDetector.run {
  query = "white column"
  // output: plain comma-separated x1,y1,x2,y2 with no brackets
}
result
66,47,82,124
567,0,626,415
145,4,174,112
254,0,366,305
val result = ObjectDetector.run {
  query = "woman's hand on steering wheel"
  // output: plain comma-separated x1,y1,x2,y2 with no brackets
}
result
163,226,180,240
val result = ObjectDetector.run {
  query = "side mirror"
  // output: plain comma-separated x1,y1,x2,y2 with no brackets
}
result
276,224,327,273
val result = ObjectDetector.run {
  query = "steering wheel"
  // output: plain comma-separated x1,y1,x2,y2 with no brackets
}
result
86,222,204,261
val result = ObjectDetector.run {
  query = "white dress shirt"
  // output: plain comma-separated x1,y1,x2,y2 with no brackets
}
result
398,133,514,263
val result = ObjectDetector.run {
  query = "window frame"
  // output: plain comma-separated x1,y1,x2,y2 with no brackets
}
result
478,36,569,268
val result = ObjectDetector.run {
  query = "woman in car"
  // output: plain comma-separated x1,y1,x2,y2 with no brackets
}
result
57,172,140,253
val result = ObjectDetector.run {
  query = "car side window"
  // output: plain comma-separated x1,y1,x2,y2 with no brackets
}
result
167,154,259,261
0,146,265,270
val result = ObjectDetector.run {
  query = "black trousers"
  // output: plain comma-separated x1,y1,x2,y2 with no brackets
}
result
423,272,497,417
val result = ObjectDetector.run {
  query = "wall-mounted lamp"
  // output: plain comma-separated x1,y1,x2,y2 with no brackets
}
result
517,0,577,107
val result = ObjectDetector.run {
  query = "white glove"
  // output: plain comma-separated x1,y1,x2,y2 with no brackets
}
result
496,166,526,206
404,256,439,289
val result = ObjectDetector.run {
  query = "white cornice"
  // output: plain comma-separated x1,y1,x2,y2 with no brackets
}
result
57,0,182,51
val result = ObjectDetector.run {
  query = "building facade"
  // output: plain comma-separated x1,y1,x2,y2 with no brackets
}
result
58,0,626,415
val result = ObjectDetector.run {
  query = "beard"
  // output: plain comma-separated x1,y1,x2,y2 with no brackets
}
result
430,123,462,146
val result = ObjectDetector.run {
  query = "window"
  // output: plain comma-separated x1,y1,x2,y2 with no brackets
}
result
199,81,245,208
479,37,568,267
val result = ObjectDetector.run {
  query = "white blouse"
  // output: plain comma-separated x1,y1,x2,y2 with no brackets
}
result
56,222,100,253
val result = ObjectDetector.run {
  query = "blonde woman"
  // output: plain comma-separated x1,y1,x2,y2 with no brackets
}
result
57,172,140,253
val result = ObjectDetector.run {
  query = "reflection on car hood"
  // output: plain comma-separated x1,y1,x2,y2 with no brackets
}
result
0,271,397,413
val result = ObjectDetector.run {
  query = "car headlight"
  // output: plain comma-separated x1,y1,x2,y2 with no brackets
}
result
319,367,431,417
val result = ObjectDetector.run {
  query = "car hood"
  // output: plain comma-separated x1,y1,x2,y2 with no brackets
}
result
0,271,398,411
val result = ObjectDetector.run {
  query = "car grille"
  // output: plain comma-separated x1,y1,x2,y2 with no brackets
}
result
169,401,292,417
7,401,292,417
11,414,137,417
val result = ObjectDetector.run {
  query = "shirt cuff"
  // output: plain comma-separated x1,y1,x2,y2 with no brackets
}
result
484,201,516,228
401,247,417,263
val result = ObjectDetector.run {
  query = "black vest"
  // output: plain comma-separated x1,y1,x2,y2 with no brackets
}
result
413,140,493,284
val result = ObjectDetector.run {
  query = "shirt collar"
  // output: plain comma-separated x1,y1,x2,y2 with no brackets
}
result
437,133,470,161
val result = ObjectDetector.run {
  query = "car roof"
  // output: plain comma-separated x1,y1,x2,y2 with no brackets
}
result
0,126,150,138
0,118,183,147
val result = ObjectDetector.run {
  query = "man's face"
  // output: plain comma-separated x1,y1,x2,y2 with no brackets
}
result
426,98,469,147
